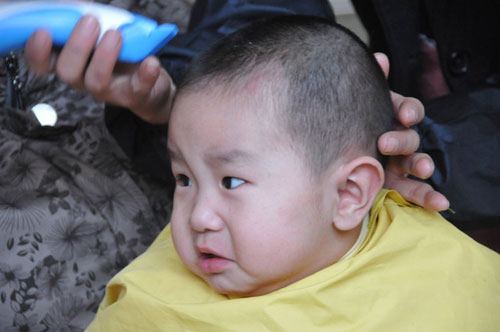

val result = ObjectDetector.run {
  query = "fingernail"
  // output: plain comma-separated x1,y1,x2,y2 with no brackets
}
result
32,29,50,48
412,109,419,123
422,160,434,177
405,108,418,124
385,137,398,152
145,58,159,73
79,16,99,36
102,30,122,50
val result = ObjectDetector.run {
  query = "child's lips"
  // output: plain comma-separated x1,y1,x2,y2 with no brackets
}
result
198,255,231,273
197,248,232,273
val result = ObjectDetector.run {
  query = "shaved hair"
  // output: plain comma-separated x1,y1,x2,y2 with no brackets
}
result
178,15,394,176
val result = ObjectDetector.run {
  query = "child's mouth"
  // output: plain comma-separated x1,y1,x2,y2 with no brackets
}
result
198,252,231,273
202,253,218,259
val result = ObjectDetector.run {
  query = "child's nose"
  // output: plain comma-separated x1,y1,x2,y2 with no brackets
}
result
189,194,224,233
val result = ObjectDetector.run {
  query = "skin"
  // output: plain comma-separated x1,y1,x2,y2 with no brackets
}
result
23,16,449,211
168,87,370,296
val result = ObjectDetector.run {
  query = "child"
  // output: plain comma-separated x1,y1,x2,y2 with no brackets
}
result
86,16,500,331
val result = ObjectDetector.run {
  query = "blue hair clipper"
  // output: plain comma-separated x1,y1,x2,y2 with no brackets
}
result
0,1,178,63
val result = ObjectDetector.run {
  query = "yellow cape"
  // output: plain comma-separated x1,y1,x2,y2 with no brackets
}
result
86,190,500,331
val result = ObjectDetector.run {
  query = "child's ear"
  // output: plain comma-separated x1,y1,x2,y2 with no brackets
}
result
331,157,384,231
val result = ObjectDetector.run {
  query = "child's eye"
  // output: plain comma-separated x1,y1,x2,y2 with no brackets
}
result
176,174,192,187
222,177,245,190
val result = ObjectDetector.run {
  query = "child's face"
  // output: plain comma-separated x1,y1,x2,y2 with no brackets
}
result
168,87,339,296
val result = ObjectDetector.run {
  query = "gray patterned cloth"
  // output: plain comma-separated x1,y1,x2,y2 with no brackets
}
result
97,0,194,33
0,52,172,331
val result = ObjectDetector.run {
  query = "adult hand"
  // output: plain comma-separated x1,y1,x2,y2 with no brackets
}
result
24,15,175,124
374,53,449,211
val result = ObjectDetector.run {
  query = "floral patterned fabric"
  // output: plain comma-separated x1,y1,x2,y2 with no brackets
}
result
0,53,172,331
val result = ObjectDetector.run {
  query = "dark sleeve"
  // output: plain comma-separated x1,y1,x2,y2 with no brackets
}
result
351,0,420,97
105,0,335,182
416,87,500,232
104,106,172,184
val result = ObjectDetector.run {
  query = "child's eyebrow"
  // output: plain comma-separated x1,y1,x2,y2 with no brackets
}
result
167,147,254,167
205,149,254,167
167,147,184,162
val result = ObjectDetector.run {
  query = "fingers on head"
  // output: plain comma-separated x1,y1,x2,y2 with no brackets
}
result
390,153,434,178
424,191,450,211
378,129,421,156
397,97,425,126
385,173,449,211
405,153,434,179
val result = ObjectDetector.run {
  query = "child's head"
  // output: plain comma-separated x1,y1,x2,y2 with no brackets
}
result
167,15,394,296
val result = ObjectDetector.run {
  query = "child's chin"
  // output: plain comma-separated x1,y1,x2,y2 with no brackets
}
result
199,271,280,297
205,279,258,297
211,282,276,297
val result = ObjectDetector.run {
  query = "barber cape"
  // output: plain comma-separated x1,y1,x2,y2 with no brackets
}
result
86,190,500,332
